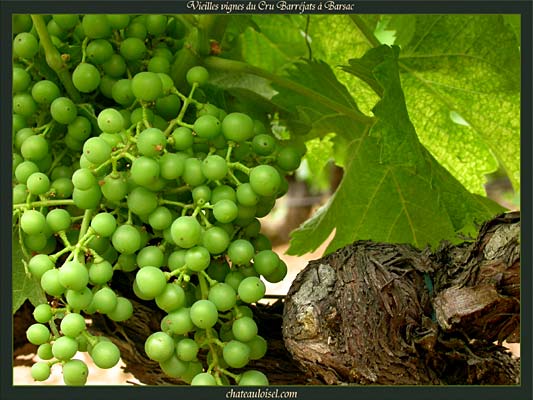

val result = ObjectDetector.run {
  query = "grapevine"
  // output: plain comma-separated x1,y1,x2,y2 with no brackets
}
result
12,14,304,386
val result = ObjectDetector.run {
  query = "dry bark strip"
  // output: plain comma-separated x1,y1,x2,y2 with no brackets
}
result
282,212,520,385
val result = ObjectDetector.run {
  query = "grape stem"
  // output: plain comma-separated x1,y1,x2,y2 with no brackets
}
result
203,56,375,126
13,199,75,209
30,15,82,103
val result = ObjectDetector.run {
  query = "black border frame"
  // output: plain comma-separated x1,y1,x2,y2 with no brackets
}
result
1,1,531,400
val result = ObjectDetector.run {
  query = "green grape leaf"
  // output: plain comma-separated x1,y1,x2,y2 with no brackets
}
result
395,15,520,194
270,59,369,141
12,232,46,313
288,45,504,256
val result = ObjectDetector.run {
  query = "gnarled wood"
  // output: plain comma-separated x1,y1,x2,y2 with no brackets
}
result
282,212,520,385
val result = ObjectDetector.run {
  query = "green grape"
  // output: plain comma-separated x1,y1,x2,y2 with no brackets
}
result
107,297,134,321
159,153,185,181
208,283,236,312
130,156,160,187
155,283,186,312
72,62,101,93
134,266,167,299
15,128,35,150
193,115,221,139
213,199,238,223
52,336,78,360
185,246,211,272
223,340,250,368
201,154,228,181
111,224,142,255
238,370,269,386
181,361,204,384
66,287,93,311
255,196,276,218
253,250,280,276
276,146,302,171
67,116,92,142
26,323,51,345
101,172,128,202
106,14,130,29
120,37,147,61
31,80,61,104
50,97,77,124
125,21,147,39
20,210,46,235
102,54,127,78
191,372,217,386
232,316,258,342
21,135,48,161
148,206,173,231
60,312,86,337
252,134,277,156
97,107,125,133
90,340,121,369
83,137,112,166
148,56,171,74
182,158,206,186
13,67,31,93
13,183,27,204
247,335,268,360
145,331,175,362
264,259,288,283
176,338,199,362
159,354,189,378
191,185,210,206
186,66,209,86
251,233,272,251
172,127,194,150
28,254,55,279
145,14,167,35
91,286,118,314
88,235,111,255
249,165,281,197
111,79,135,106
91,212,117,237
236,183,260,207
26,172,50,195
221,112,254,142
137,245,165,268
228,239,255,266
155,94,180,119
86,39,114,64
13,92,37,117
167,249,187,271
71,168,96,190
224,270,245,291
15,160,39,183
58,260,89,291
190,299,218,329
52,14,79,30
72,184,101,209
207,258,231,281
170,216,202,249
131,71,163,101
37,342,54,360
31,362,51,382
237,277,266,304
62,359,89,386
127,186,159,216
88,260,114,284
137,127,166,157
161,308,194,335
33,303,53,323
12,14,32,34
202,226,230,255
82,14,111,38
13,32,39,58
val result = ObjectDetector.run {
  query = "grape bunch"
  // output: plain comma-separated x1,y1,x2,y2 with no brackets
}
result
12,14,304,386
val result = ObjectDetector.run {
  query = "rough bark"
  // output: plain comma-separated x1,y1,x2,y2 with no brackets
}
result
282,212,520,385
